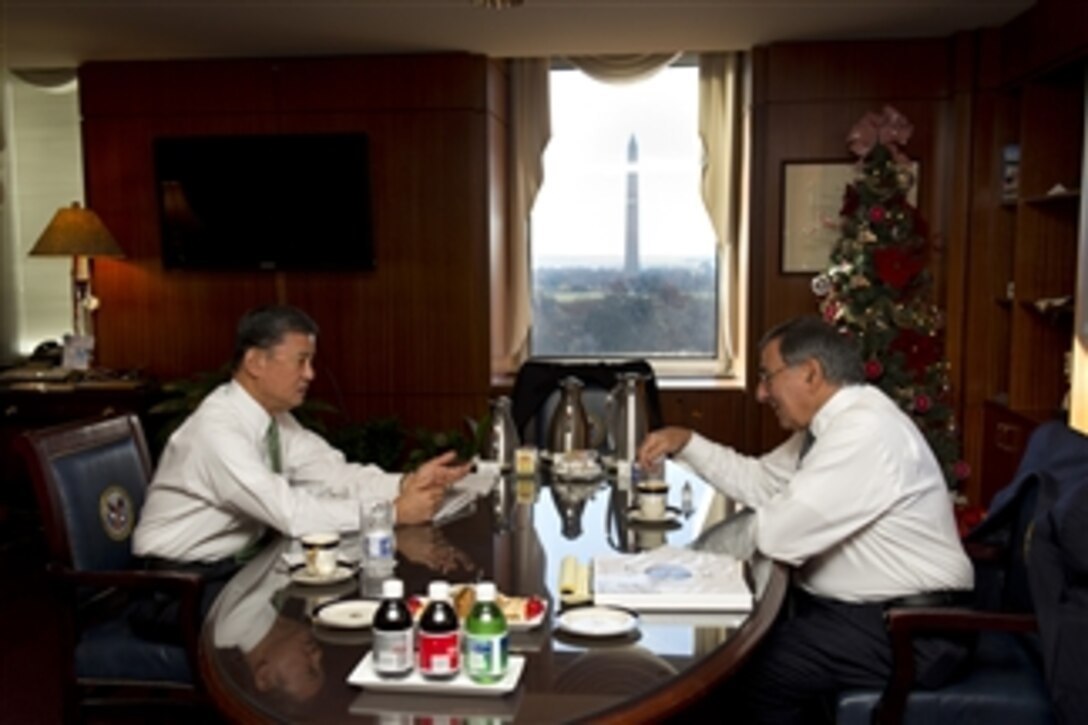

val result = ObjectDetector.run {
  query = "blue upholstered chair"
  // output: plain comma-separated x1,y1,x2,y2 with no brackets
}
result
17,414,207,721
836,420,1088,725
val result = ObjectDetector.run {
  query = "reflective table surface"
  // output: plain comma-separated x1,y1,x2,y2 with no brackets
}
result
200,462,787,723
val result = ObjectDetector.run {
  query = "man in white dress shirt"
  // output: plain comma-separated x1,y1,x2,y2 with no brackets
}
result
638,315,973,723
134,305,470,584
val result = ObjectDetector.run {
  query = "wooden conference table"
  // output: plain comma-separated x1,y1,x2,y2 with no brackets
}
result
199,464,788,723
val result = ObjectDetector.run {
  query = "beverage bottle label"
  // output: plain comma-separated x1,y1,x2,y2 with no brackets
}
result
418,631,460,676
465,632,509,681
365,530,393,559
372,629,414,676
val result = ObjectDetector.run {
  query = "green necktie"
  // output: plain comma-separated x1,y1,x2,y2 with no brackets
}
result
266,419,283,474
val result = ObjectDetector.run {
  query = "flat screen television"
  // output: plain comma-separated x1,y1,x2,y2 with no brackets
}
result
153,133,376,271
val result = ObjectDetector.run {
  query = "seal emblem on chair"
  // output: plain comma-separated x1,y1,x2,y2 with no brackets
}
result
99,484,135,541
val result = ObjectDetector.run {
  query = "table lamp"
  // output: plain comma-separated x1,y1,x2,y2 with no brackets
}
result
29,201,124,343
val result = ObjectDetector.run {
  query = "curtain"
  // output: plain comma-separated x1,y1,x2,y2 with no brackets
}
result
565,53,681,84
493,58,551,375
699,52,746,373
495,52,747,376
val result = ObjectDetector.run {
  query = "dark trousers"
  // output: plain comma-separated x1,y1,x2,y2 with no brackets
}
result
718,587,972,725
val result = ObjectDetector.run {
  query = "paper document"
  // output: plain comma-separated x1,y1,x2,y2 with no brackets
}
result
433,472,496,525
593,546,752,612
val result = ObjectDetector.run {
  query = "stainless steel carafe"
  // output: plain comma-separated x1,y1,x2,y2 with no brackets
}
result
489,395,519,469
548,376,589,453
608,371,650,463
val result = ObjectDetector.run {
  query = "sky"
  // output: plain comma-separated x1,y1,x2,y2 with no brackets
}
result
531,65,717,267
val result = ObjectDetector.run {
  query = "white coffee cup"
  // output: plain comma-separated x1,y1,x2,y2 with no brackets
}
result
637,483,668,520
301,532,340,578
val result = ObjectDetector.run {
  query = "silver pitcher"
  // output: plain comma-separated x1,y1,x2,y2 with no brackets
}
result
608,371,650,463
548,376,589,453
489,395,519,469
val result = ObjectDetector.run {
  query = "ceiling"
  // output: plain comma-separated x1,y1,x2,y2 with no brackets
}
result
3,0,1034,70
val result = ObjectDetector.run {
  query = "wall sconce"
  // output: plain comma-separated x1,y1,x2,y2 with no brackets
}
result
29,202,124,361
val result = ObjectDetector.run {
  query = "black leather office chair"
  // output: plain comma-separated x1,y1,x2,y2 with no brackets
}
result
17,414,207,721
510,359,664,454
836,420,1088,725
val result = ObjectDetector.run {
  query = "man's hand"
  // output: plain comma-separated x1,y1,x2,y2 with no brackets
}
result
394,450,472,524
637,427,694,469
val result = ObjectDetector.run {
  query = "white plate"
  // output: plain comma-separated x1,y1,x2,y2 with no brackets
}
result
315,600,380,629
290,564,355,586
347,652,526,696
556,606,639,638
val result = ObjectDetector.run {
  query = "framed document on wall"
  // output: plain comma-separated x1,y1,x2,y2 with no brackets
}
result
780,160,918,274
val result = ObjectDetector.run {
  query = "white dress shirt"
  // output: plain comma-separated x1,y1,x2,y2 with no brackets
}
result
678,384,972,602
134,380,400,563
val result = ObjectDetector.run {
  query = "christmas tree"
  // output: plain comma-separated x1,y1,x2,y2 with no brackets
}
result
812,106,969,490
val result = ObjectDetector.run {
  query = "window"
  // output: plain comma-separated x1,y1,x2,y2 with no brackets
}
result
529,61,733,376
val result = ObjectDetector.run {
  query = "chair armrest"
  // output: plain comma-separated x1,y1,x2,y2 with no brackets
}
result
876,608,1037,725
49,564,207,687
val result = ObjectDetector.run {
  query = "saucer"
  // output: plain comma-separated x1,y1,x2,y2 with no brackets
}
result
556,605,639,638
626,506,682,528
314,599,380,629
290,564,356,586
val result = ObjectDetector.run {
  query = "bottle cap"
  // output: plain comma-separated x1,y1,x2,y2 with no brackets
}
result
428,580,450,600
382,578,403,599
475,581,496,602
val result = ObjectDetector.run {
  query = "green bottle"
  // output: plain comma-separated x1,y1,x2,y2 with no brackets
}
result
464,581,509,683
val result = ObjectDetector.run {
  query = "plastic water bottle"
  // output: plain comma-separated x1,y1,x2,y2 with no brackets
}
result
372,578,414,678
362,499,395,576
464,581,509,683
418,580,460,680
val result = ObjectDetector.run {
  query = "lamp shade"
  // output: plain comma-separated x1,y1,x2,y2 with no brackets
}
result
29,202,124,258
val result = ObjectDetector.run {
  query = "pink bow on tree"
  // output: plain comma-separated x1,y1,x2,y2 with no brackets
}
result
846,106,914,161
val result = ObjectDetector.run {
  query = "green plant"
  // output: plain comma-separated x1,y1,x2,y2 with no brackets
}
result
327,417,406,471
403,413,491,472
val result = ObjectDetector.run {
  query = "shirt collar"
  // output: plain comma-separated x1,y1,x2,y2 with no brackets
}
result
808,383,863,441
225,379,279,439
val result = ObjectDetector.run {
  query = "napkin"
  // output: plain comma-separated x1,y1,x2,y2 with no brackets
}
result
559,555,592,605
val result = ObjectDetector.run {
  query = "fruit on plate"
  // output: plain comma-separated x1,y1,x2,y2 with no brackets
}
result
407,586,546,624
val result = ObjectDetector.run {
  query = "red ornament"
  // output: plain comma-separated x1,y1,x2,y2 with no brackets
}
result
890,329,941,373
953,460,971,481
872,246,925,290
868,205,886,223
864,359,883,380
914,393,932,413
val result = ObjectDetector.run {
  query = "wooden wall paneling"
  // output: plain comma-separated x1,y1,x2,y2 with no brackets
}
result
272,54,490,113
1001,0,1088,85
750,39,961,456
79,54,497,435
658,389,751,454
761,40,952,103
940,33,980,422
82,114,282,377
1018,73,1085,198
79,59,279,117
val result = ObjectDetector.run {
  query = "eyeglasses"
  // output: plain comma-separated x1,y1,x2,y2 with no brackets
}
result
757,364,794,385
